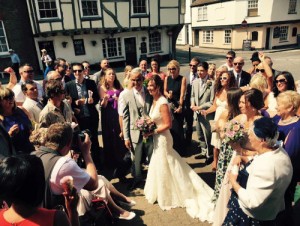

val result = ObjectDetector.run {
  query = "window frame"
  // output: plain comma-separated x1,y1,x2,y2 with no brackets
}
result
35,0,61,20
248,0,258,17
149,31,161,53
131,0,148,16
197,6,207,21
80,0,101,18
224,30,231,44
251,31,258,41
203,30,213,44
102,37,122,59
279,26,289,42
288,0,297,14
0,21,9,55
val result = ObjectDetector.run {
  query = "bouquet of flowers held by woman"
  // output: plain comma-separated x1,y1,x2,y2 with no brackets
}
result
134,116,157,143
223,120,246,144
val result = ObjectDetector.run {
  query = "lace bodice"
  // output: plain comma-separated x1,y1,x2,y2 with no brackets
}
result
149,96,169,128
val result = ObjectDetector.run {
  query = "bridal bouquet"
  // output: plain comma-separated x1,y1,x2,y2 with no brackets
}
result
223,120,246,144
135,116,157,143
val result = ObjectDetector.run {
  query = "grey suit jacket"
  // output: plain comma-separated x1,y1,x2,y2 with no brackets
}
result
190,79,215,119
123,88,152,143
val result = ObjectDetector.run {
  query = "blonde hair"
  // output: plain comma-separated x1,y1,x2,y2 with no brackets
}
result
277,91,300,114
30,128,48,147
250,74,267,93
0,88,16,114
167,60,180,71
124,65,133,87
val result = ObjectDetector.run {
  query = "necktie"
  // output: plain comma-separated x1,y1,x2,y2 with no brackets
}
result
236,73,240,87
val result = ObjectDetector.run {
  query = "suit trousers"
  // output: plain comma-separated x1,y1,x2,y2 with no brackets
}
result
132,136,153,181
196,114,213,158
183,106,194,145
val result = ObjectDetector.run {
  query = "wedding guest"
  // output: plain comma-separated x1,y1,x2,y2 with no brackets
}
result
222,50,235,71
99,68,128,170
223,117,292,225
202,71,235,170
191,62,215,162
215,66,228,81
208,63,216,80
41,49,52,79
272,91,300,226
213,88,264,226
164,60,186,156
0,88,34,155
247,51,261,76
139,60,148,77
146,58,166,80
8,49,21,80
64,62,74,83
0,155,79,226
93,58,109,87
267,71,296,117
123,65,133,88
212,88,243,203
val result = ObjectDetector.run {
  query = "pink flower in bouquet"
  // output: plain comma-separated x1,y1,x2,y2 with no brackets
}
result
232,124,240,132
134,116,157,143
224,121,246,143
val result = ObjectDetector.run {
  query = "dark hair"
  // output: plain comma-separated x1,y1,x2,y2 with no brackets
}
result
103,68,122,90
191,57,201,64
21,80,36,93
148,74,164,94
227,50,236,58
214,71,236,95
0,155,45,207
150,58,161,72
273,71,295,97
198,62,209,71
250,51,261,63
46,79,64,98
53,58,66,69
71,62,83,69
45,123,73,151
244,88,264,110
227,88,243,120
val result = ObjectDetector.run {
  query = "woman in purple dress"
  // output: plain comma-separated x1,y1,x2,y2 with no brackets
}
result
99,68,128,171
272,90,300,226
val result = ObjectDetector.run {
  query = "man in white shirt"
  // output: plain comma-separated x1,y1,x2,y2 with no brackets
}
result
21,81,43,125
222,50,235,71
93,58,109,86
11,64,44,106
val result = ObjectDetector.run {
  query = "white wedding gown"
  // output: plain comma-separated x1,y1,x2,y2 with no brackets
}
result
144,96,215,222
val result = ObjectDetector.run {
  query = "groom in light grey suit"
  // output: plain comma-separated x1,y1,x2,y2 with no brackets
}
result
190,66,215,162
123,68,153,190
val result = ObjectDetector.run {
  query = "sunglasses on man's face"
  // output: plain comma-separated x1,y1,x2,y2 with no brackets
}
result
233,62,243,66
168,68,176,71
256,68,265,73
23,70,34,74
275,79,287,84
226,57,233,60
73,69,83,73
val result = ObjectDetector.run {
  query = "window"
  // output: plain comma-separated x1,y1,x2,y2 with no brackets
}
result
292,27,297,37
73,39,86,56
132,0,148,15
288,0,297,14
36,0,60,19
81,0,100,17
248,0,258,17
279,26,289,41
203,30,213,43
224,30,231,44
149,32,161,52
0,21,9,54
251,31,258,41
198,6,207,21
102,38,122,58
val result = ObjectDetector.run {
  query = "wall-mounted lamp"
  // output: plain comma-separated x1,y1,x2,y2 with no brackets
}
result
91,40,97,46
62,41,68,48
141,36,147,41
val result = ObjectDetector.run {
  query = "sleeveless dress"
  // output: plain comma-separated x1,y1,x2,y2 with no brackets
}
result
211,98,227,149
144,96,214,222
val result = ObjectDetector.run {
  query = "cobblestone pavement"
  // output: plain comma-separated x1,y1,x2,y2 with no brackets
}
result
100,137,214,226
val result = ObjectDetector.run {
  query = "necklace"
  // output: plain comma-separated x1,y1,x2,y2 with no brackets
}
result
279,116,299,125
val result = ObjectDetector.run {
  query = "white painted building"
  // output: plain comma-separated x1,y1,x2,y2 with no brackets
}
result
176,0,193,46
191,0,300,50
25,0,185,70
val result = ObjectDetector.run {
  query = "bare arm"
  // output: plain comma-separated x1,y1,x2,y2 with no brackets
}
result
163,76,170,98
99,86,109,108
156,103,172,133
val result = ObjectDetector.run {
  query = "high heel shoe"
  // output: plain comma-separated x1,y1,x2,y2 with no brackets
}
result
118,211,136,220
119,200,136,207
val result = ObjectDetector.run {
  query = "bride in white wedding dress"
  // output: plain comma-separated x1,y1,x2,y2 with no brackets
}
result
143,75,215,222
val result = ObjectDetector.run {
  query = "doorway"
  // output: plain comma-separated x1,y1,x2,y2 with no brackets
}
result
194,30,199,46
38,41,56,70
265,28,270,50
124,37,137,66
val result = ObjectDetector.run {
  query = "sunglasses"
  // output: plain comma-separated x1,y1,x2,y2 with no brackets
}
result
84,67,90,70
23,70,34,73
168,68,176,71
59,65,67,69
256,69,265,73
233,62,243,66
275,79,287,84
3,96,15,101
220,77,228,81
73,70,83,73
131,78,142,82
28,87,37,91
189,64,197,67
226,57,233,60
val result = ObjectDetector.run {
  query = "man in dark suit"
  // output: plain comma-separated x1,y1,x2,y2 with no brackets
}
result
233,57,251,87
65,63,101,167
